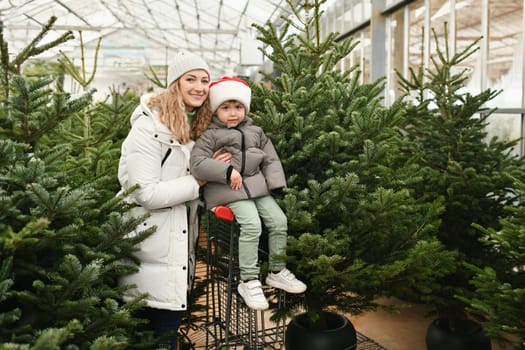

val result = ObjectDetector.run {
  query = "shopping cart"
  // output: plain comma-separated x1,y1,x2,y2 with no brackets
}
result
179,205,387,350
202,205,287,349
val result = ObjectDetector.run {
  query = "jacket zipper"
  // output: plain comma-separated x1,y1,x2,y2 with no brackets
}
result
161,148,172,167
235,127,251,197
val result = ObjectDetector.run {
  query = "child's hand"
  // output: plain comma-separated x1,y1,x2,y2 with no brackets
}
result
212,147,232,163
229,169,242,190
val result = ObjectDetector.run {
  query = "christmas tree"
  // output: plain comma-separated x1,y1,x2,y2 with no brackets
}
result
250,0,454,328
396,26,525,331
0,17,161,348
461,176,525,349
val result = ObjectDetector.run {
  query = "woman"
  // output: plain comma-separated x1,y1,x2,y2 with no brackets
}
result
117,50,216,349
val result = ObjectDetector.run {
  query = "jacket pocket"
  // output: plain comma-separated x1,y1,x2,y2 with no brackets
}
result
133,209,171,264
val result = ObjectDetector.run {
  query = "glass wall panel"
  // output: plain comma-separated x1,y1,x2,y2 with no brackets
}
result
322,0,372,37
484,1,523,151
322,0,355,73
485,0,523,108
351,32,368,83
407,0,425,74
361,29,372,82
342,53,353,73
340,0,355,73
428,0,451,56
323,0,372,83
343,0,354,29
325,3,336,38
363,0,372,20
484,113,522,157
406,0,482,90
335,0,345,35
387,9,406,102
457,1,483,93
351,0,371,26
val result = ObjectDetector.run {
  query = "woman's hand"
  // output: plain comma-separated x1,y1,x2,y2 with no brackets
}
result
229,169,242,190
212,147,232,163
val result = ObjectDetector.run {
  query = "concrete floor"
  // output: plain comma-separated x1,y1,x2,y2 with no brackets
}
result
195,233,515,350
346,297,514,350
185,293,515,350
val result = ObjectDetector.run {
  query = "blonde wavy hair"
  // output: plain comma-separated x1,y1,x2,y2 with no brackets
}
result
148,81,212,144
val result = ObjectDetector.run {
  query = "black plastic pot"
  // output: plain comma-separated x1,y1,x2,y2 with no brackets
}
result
285,310,357,350
426,318,491,350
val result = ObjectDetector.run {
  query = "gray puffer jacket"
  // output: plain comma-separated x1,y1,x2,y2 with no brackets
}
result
190,116,286,209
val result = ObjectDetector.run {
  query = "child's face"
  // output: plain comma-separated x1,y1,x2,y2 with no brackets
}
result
216,100,245,127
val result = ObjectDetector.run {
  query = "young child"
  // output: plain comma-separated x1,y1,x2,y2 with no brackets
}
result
190,76,306,310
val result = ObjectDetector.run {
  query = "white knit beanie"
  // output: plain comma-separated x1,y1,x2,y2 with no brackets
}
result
167,50,210,86
209,76,251,114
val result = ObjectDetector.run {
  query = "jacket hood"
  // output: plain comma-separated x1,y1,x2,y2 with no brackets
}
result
130,93,155,125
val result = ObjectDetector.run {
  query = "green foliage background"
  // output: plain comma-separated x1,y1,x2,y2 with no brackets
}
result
0,19,164,349
250,0,454,328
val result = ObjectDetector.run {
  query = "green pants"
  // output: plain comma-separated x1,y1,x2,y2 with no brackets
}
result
227,195,287,280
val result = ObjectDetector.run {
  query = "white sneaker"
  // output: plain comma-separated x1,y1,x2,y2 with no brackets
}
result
237,279,269,310
266,268,307,294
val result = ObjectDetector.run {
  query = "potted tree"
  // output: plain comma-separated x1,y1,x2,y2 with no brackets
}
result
396,26,525,350
460,176,525,350
250,1,455,349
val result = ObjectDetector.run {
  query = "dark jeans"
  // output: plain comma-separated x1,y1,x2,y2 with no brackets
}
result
137,307,182,350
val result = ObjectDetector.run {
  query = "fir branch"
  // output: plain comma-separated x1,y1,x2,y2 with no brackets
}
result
58,31,101,89
11,17,74,73
144,64,166,88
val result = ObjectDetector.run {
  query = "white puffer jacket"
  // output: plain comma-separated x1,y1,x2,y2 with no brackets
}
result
118,93,201,311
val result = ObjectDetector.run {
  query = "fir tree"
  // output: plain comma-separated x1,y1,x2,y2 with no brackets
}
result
460,176,525,349
0,18,160,349
396,26,525,331
250,0,454,328
39,86,138,195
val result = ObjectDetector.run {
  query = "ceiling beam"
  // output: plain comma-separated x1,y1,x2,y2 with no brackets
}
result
186,29,238,34
53,0,91,26
4,24,241,33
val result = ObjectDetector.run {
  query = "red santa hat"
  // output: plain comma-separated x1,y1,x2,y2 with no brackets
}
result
209,76,251,114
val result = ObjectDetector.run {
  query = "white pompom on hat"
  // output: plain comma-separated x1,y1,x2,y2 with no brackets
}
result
167,50,210,86
209,76,252,114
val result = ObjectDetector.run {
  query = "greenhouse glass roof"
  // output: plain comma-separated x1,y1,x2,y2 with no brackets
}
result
1,0,297,90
